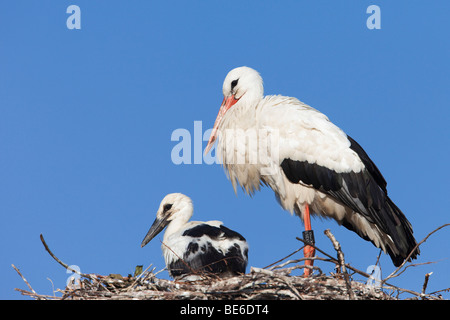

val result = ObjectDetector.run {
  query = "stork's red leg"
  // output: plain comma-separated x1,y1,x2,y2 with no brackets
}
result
303,204,315,276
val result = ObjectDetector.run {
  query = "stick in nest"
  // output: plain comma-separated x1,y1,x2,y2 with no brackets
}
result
12,264,37,296
39,234,91,280
382,223,450,284
324,229,355,300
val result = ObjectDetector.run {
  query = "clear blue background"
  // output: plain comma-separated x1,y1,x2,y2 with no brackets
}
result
1,1,449,299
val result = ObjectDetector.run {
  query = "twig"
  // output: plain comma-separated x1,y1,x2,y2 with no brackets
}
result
421,272,432,296
160,240,203,278
272,262,323,276
386,260,438,280
295,237,339,261
268,255,331,277
269,256,327,270
47,278,56,297
11,264,38,296
374,250,382,267
14,288,58,300
296,236,372,278
263,247,303,269
39,234,91,279
382,223,450,284
126,264,155,291
324,229,355,300
428,287,450,296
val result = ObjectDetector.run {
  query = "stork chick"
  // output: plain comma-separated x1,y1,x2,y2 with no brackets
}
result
141,193,249,279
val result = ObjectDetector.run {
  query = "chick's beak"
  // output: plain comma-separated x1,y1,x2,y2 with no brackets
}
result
141,214,170,248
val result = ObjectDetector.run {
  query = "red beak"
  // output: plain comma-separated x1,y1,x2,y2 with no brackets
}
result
204,95,239,155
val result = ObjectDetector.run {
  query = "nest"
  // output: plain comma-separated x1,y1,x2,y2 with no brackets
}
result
20,267,393,300
13,226,450,300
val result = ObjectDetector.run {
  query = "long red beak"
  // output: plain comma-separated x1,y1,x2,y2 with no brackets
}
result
204,95,238,155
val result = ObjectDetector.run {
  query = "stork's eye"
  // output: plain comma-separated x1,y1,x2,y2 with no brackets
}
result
231,79,239,90
163,204,173,212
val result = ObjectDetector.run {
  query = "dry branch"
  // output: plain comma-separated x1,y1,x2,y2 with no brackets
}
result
11,264,37,296
382,223,450,284
324,229,355,299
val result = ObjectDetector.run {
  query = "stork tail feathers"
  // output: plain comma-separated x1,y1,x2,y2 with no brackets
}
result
383,197,420,266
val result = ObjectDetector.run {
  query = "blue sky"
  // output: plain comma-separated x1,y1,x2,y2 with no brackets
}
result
1,1,449,299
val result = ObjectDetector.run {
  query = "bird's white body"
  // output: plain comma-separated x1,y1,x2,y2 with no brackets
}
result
218,95,380,247
141,193,248,279
206,67,419,266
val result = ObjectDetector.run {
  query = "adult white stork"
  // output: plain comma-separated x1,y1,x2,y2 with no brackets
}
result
141,193,249,279
205,66,419,273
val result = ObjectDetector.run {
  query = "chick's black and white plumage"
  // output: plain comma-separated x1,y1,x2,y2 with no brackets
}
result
141,193,248,279
205,66,419,267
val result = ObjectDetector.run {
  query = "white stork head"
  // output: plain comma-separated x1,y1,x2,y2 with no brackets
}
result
141,193,193,248
205,66,264,154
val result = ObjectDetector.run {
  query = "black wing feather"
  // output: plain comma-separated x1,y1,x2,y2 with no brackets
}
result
168,223,248,278
280,135,419,266
348,135,387,193
183,224,247,242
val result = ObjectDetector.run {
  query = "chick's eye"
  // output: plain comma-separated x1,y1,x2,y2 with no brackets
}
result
231,79,239,90
163,204,173,212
